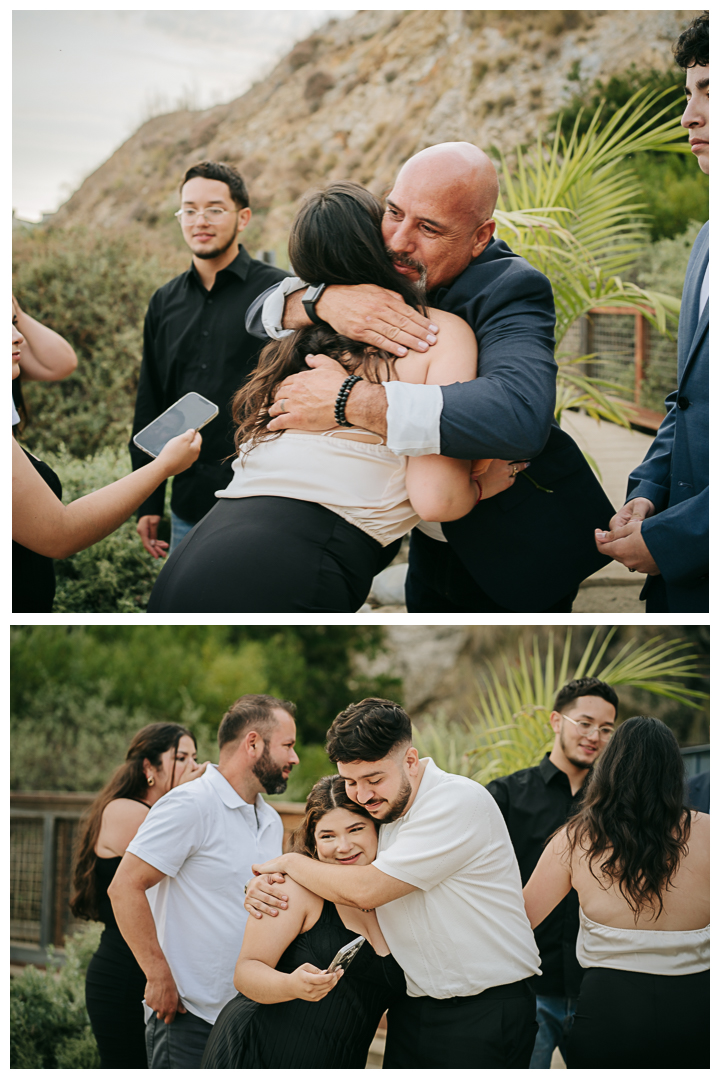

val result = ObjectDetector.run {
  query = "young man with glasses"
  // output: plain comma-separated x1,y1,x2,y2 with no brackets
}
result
130,161,288,557
485,676,618,1069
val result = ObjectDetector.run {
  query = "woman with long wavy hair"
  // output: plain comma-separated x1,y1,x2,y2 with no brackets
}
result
71,723,203,1068
523,715,709,1068
148,181,498,613
201,774,405,1068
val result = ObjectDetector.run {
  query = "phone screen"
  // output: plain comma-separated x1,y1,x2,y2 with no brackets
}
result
327,935,365,973
133,393,218,458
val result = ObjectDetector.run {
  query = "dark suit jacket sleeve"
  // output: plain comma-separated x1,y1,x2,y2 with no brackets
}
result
641,487,708,585
438,263,557,460
624,390,676,512
129,297,166,519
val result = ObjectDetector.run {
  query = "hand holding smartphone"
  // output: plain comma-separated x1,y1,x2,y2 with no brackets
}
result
326,935,366,974
133,392,218,458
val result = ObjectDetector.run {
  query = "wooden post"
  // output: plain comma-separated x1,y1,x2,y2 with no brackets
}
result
634,312,648,405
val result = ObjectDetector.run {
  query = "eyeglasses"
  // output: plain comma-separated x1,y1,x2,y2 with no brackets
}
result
174,207,238,222
561,714,615,742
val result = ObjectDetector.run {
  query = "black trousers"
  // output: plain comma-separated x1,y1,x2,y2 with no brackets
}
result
383,978,537,1069
406,529,577,613
565,967,709,1069
148,497,399,613
85,931,148,1068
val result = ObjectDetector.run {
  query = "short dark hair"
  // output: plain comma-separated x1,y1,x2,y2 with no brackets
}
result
218,693,296,748
180,161,250,209
553,678,619,719
673,11,708,69
326,697,412,763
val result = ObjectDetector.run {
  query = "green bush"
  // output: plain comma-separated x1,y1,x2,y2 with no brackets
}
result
10,626,400,788
630,219,704,296
12,223,186,459
10,925,102,1069
39,444,166,613
550,66,708,240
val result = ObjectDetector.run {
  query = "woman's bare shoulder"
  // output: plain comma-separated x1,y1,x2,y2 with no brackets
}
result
101,798,149,825
428,307,476,339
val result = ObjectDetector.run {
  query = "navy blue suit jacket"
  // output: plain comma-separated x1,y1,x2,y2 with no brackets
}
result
624,222,709,613
437,238,614,610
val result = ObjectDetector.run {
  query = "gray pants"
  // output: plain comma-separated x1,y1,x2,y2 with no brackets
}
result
145,1009,213,1068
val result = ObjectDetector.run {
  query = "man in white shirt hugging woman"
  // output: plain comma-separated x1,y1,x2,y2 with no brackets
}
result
248,697,541,1068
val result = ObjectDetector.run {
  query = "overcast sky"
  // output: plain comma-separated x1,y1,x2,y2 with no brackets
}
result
13,9,354,221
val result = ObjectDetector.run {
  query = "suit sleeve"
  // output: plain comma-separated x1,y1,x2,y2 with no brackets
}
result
439,264,557,460
129,298,166,519
623,390,676,512
641,487,708,585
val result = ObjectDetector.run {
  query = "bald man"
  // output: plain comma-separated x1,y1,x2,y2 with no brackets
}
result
246,143,614,612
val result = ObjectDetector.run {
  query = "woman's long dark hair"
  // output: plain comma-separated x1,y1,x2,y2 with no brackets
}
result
232,181,427,455
70,722,195,919
565,715,692,920
291,774,377,859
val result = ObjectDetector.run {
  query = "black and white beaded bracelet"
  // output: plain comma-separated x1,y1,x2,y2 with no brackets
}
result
334,374,362,427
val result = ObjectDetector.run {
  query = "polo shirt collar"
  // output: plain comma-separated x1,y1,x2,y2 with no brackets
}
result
204,762,271,819
188,244,251,289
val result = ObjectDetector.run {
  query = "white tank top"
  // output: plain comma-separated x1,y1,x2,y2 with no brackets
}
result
216,431,420,547
576,908,709,976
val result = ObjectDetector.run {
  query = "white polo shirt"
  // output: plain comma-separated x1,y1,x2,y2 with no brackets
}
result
126,764,283,1024
373,758,541,999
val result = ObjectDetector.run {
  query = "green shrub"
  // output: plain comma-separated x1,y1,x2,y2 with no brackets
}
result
10,925,102,1069
630,219,704,296
37,444,166,613
12,223,186,459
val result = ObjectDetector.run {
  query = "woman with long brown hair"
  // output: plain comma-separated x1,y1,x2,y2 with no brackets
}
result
201,774,405,1067
71,722,203,1068
148,181,502,613
523,716,709,1068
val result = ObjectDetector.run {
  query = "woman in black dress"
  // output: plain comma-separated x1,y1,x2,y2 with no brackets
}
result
11,309,202,612
71,723,203,1068
202,775,405,1068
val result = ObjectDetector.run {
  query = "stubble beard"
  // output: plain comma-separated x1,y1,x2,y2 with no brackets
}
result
559,729,597,771
252,744,289,795
192,233,238,261
370,774,413,824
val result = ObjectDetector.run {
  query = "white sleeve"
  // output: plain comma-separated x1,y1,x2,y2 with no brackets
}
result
373,783,492,890
383,381,443,457
262,276,308,339
126,791,205,878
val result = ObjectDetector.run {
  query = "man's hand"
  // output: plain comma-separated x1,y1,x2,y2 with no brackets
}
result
473,458,530,500
288,963,343,1002
137,514,167,558
144,964,187,1025
267,354,347,432
595,519,660,575
607,496,656,532
316,284,439,358
245,872,290,920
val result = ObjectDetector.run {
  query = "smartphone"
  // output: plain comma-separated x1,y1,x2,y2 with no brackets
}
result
133,392,218,458
326,935,365,974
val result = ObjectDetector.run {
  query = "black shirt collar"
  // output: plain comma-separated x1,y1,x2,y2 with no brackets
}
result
538,752,569,786
189,244,251,290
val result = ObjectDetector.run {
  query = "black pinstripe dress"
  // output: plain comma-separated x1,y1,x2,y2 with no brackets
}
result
201,901,405,1068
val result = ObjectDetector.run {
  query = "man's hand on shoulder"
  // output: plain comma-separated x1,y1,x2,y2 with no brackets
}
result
244,871,290,920
316,284,438,358
267,354,346,432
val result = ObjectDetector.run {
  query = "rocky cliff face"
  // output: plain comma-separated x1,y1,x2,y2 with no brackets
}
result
56,9,696,254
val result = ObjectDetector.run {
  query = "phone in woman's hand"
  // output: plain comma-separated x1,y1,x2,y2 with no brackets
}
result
326,935,365,973
133,392,218,458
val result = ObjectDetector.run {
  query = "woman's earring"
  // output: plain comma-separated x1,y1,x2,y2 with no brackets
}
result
147,775,155,787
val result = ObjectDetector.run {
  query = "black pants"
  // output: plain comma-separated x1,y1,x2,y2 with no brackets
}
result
148,497,399,613
85,930,148,1068
565,967,709,1069
406,529,577,613
383,978,537,1069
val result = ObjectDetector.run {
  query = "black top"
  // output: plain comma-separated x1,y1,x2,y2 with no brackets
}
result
129,245,288,524
486,754,586,998
202,900,405,1068
12,448,62,613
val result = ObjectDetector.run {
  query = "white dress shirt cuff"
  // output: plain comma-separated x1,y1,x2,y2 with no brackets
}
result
383,381,443,457
262,276,308,339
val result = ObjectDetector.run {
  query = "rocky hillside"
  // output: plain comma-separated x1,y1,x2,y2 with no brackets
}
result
55,9,697,255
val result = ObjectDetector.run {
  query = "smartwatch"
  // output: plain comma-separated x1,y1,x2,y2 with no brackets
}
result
302,283,327,325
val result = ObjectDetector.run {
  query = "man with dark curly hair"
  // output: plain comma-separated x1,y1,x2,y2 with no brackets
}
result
596,12,709,612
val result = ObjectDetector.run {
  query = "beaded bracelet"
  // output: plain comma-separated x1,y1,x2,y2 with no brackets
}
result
334,374,362,427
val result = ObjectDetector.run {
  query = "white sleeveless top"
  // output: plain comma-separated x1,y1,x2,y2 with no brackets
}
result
576,908,710,976
216,431,420,547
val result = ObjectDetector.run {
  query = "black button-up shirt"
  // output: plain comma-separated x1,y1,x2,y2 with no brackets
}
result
129,245,288,523
485,754,586,998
